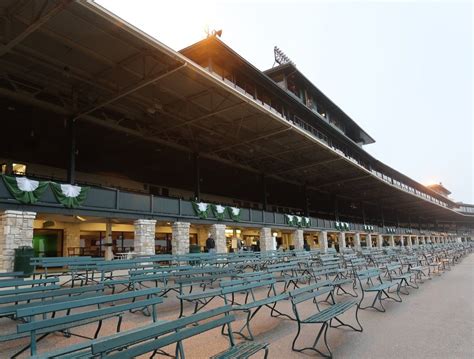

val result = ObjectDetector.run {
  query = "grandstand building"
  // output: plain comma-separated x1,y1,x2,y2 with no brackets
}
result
0,0,472,270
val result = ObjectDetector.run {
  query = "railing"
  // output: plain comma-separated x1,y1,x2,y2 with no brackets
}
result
0,179,458,235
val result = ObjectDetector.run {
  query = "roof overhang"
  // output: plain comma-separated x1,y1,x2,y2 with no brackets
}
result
0,0,471,224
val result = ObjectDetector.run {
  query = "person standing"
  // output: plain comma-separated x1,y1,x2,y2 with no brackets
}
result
206,235,216,254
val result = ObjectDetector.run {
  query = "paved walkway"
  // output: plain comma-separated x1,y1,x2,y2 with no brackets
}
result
1,254,473,358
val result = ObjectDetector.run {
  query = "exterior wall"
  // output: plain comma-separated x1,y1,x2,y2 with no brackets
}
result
172,222,190,255
0,210,36,271
134,219,157,255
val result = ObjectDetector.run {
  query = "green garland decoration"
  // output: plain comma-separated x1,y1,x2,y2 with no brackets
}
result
192,201,209,219
211,204,226,221
228,206,241,221
50,183,89,208
2,175,48,204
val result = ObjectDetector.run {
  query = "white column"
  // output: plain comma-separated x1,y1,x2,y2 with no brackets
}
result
0,210,36,271
319,231,328,253
134,219,157,256
376,234,383,248
399,235,405,247
291,229,304,250
259,227,273,252
209,224,227,253
171,222,190,255
338,232,346,249
354,232,361,251
407,236,413,247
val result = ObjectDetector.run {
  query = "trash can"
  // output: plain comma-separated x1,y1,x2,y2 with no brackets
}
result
13,246,34,276
189,245,201,254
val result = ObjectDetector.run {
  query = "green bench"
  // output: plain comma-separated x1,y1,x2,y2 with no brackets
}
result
0,277,59,297
32,306,268,359
312,264,357,298
0,284,105,318
221,274,291,340
356,268,401,312
6,287,163,356
384,263,418,294
289,282,362,357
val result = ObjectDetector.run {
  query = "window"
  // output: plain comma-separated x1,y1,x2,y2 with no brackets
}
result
12,163,26,175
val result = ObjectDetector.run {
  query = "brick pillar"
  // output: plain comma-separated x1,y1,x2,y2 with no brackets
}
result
0,210,36,271
338,232,346,249
104,221,114,260
63,223,81,256
366,234,372,248
376,234,383,248
259,227,274,252
319,231,328,253
354,232,361,251
210,224,227,253
171,222,190,255
389,235,395,247
134,219,156,255
292,229,304,250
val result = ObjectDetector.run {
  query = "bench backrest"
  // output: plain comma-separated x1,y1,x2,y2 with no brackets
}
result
356,268,381,280
91,306,234,358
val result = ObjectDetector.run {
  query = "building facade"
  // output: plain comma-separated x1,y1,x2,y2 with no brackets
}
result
0,0,472,270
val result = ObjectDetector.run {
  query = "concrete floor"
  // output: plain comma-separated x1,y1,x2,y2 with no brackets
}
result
1,254,473,358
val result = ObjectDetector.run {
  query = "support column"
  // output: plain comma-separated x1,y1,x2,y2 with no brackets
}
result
407,236,413,247
63,223,81,256
338,232,346,249
376,234,383,248
67,118,76,184
366,234,372,248
319,231,328,253
134,219,157,256
193,153,201,200
354,232,361,251
0,210,36,271
261,174,267,211
259,227,274,252
389,235,395,247
210,224,227,253
171,222,190,255
399,235,405,247
104,221,113,260
292,229,304,250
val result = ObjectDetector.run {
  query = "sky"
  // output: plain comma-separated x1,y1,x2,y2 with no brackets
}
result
97,0,473,203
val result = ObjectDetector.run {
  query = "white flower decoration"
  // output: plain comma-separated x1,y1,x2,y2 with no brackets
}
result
16,177,39,192
215,205,226,214
60,184,82,198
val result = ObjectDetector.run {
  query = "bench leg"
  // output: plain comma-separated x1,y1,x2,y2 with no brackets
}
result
292,321,332,358
330,306,363,332
359,291,386,312
335,283,358,298
268,302,294,321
